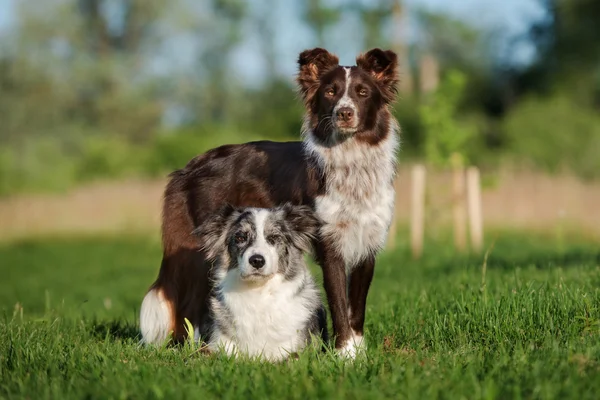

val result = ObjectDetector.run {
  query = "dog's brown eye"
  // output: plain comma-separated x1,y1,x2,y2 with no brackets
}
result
358,88,368,96
326,88,335,97
234,232,247,244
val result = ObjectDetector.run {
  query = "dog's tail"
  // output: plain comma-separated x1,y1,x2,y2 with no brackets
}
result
140,288,173,345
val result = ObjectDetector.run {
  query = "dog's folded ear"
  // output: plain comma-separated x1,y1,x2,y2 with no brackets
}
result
279,203,321,252
192,204,240,260
356,48,399,103
297,48,339,106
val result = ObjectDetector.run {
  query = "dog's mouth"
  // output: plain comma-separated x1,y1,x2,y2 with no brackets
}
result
239,272,274,283
333,119,358,135
335,125,358,136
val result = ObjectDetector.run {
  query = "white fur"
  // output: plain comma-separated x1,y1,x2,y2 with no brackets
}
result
303,117,399,269
337,331,365,358
209,271,318,361
333,67,358,131
140,289,172,345
238,209,279,280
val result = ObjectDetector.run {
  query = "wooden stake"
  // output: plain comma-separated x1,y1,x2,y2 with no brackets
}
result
452,159,467,252
410,164,426,259
419,53,440,94
467,166,484,252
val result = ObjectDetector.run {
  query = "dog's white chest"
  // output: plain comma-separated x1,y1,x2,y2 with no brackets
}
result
316,171,395,268
312,133,398,268
211,275,313,360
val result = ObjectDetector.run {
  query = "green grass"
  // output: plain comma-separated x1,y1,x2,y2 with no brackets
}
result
0,232,599,399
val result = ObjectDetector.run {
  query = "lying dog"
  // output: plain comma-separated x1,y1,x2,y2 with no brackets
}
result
192,204,327,361
140,47,400,358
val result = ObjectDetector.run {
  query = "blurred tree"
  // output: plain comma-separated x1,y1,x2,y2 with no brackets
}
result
504,94,600,179
351,0,394,50
542,0,600,75
302,0,341,48
76,0,166,55
196,0,246,122
255,0,277,78
2,0,600,196
492,0,600,176
392,0,414,95
6,0,167,143
505,0,600,101
421,70,475,167
244,0,302,139
415,10,487,74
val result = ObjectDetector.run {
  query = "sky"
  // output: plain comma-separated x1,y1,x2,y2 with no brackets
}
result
0,0,15,32
230,0,548,84
0,0,549,83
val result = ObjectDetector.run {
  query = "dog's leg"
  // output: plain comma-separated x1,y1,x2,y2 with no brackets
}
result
317,243,353,357
347,255,376,353
171,252,212,343
208,330,238,357
157,179,215,344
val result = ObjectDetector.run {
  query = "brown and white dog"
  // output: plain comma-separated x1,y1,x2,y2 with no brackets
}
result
140,47,400,358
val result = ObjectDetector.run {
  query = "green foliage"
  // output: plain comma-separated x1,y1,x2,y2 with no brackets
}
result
302,0,341,47
504,95,600,179
415,9,487,72
2,0,600,197
0,233,599,398
421,70,476,167
392,97,424,159
75,136,150,181
0,137,78,196
146,126,267,174
0,126,268,196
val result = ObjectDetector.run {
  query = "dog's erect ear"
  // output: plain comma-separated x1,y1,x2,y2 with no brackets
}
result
279,203,321,252
192,204,240,260
356,48,399,103
297,48,339,105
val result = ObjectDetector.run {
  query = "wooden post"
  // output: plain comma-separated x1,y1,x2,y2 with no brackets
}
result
452,155,467,252
419,53,440,94
410,164,426,259
386,177,400,250
467,166,484,252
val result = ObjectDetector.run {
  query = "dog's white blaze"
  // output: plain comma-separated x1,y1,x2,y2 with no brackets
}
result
333,67,357,129
209,272,316,361
303,118,399,269
238,209,279,279
337,67,354,109
139,288,172,345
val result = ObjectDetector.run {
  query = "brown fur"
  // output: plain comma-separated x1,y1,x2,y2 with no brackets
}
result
145,48,400,349
152,142,323,342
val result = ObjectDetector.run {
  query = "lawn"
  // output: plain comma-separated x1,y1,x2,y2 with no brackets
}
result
0,232,599,399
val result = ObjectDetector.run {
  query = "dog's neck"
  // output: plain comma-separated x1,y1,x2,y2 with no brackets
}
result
301,113,399,176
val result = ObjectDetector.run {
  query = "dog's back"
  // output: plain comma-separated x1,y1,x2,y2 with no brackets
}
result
195,205,327,361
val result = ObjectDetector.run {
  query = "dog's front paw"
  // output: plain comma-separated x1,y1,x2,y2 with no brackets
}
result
208,333,238,358
336,333,366,359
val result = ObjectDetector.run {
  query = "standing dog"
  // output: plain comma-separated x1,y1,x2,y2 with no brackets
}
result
140,47,400,358
191,204,327,361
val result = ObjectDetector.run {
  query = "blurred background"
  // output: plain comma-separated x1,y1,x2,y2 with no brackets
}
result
0,0,599,242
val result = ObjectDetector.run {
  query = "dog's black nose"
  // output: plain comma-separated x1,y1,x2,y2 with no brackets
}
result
336,107,354,122
249,254,265,269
